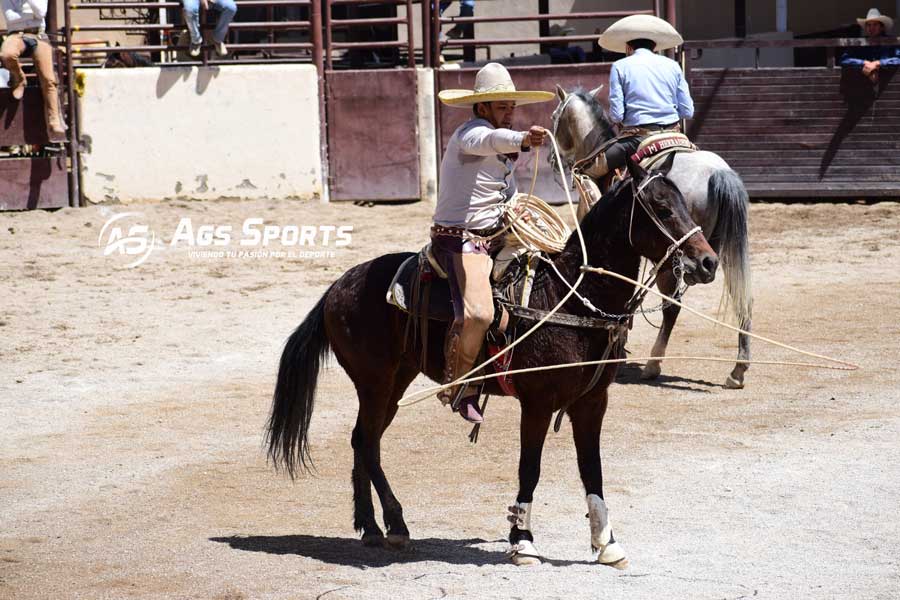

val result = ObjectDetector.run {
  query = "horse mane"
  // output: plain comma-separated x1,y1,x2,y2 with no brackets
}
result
570,88,616,142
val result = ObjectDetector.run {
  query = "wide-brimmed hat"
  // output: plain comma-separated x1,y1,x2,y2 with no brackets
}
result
858,8,893,31
598,14,684,54
438,62,555,107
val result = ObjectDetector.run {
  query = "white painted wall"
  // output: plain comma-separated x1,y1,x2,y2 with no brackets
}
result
416,67,438,204
78,65,323,203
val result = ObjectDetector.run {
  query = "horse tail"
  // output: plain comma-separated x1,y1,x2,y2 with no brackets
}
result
708,169,753,326
266,287,332,479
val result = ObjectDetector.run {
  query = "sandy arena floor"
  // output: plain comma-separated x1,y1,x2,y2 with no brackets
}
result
1,198,899,599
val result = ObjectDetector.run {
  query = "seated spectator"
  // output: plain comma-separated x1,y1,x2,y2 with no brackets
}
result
548,24,586,64
840,8,900,83
182,0,237,58
0,0,65,137
440,0,474,39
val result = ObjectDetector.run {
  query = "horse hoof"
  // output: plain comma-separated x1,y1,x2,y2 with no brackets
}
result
596,542,628,569
385,533,410,550
361,532,385,547
508,540,542,566
724,374,744,389
640,362,661,380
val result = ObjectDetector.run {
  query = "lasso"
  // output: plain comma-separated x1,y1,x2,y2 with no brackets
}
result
396,131,858,408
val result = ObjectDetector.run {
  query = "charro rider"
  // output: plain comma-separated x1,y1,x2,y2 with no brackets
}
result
433,62,554,424
584,14,693,181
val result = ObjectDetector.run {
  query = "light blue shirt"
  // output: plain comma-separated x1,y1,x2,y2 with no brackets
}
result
608,48,694,127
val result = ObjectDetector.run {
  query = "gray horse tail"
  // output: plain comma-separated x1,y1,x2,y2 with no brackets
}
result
708,169,752,326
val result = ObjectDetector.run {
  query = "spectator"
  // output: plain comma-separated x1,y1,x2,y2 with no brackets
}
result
0,0,65,137
182,0,237,58
840,8,900,84
548,24,586,64
440,0,474,39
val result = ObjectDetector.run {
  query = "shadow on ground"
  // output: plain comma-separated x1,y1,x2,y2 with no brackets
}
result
615,362,720,392
211,534,593,568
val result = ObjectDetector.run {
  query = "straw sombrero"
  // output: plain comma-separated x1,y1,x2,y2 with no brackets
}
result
598,14,684,54
438,63,555,107
858,8,893,31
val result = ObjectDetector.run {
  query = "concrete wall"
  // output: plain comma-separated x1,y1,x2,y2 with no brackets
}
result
416,67,438,204
77,64,323,203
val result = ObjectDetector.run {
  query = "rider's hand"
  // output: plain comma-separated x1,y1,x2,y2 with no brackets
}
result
521,126,547,148
862,60,876,75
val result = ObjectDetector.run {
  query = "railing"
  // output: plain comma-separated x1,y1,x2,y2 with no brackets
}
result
683,36,900,69
431,2,665,66
323,0,417,70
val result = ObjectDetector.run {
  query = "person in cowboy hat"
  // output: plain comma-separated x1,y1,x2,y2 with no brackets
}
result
434,62,553,423
840,8,900,84
583,14,693,181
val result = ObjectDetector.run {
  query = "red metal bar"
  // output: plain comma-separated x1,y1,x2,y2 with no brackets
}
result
73,21,311,31
324,0,333,70
430,0,439,67
330,0,410,4
405,0,413,67
332,40,407,49
70,0,311,8
439,10,655,24
443,34,604,47
666,0,676,28
329,16,406,26
421,0,431,67
72,43,313,53
62,0,80,207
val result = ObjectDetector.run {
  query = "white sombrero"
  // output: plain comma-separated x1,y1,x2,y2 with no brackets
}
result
438,62,555,107
598,14,684,54
858,8,893,31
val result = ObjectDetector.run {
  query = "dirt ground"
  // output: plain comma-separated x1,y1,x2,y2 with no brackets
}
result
1,197,899,600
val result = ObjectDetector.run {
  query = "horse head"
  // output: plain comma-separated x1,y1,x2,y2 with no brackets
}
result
620,158,718,285
550,85,615,180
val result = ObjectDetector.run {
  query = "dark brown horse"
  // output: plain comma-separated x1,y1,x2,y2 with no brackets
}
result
266,160,718,567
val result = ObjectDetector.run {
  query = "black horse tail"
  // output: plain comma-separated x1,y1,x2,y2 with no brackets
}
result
266,287,332,479
708,169,753,326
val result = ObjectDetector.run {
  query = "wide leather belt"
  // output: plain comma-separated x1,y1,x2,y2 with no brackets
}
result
431,223,502,239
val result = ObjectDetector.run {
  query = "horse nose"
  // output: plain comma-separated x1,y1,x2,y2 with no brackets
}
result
699,254,718,283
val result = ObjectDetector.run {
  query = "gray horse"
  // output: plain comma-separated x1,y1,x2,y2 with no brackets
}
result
551,85,752,389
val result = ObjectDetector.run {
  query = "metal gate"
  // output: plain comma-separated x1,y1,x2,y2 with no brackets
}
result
325,69,420,201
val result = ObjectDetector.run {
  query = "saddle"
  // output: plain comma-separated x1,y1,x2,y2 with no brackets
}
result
386,244,539,399
630,132,697,170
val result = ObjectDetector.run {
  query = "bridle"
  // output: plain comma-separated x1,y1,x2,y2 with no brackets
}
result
623,172,701,313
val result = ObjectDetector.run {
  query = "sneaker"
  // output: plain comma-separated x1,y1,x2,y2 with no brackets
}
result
189,42,202,58
214,41,228,57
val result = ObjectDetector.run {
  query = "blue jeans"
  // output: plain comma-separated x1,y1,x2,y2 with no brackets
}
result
439,1,474,16
182,0,237,44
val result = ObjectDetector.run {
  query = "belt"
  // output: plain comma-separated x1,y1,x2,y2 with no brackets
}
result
16,28,44,35
637,122,679,130
431,223,502,239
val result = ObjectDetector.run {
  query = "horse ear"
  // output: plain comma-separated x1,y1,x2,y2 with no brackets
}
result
627,155,648,183
589,85,604,97
115,41,121,47
556,84,568,101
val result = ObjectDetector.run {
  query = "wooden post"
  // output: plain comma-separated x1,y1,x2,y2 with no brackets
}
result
538,0,550,55
311,0,329,201
421,0,432,67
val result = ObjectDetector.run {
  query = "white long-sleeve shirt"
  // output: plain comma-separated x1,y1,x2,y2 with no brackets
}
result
2,0,47,32
434,118,527,231
608,48,694,127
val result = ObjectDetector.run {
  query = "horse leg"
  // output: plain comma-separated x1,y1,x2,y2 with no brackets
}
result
642,269,680,380
569,395,628,569
351,366,417,550
726,316,751,389
507,404,553,566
